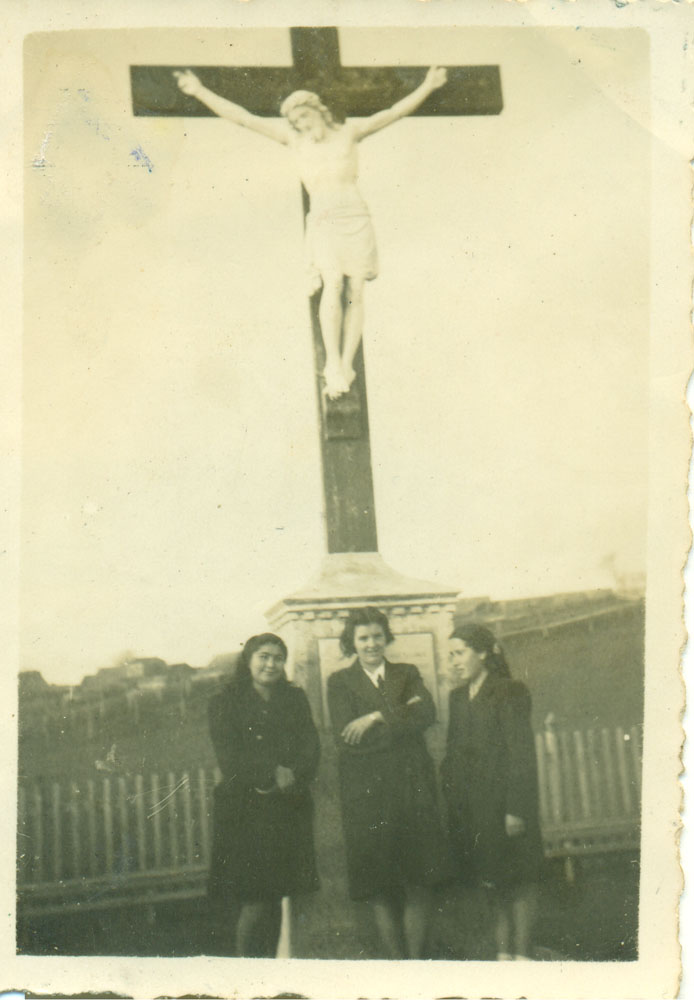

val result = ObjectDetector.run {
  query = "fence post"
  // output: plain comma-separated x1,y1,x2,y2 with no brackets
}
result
103,778,114,873
151,773,163,870
585,729,604,819
32,784,44,883
543,724,563,825
51,782,62,882
135,774,146,871
117,776,129,873
559,730,577,823
198,768,210,864
86,779,97,877
629,725,642,798
17,786,27,884
535,732,550,825
69,783,81,882
182,772,194,866
614,726,634,815
600,728,618,818
168,771,180,869
572,730,592,821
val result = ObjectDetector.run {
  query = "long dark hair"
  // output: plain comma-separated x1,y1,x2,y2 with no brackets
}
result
232,632,289,691
339,606,395,657
449,623,511,678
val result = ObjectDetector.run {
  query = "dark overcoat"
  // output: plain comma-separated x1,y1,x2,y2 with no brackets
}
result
327,660,451,901
207,679,320,902
441,674,543,888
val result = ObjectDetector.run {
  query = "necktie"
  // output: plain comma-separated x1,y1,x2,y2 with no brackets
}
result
377,674,386,695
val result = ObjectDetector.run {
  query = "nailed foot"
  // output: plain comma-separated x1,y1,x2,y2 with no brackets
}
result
323,362,350,400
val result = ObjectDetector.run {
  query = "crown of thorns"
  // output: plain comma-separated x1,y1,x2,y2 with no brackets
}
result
280,90,333,124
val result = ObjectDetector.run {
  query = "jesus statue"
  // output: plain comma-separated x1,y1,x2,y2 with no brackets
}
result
174,66,448,399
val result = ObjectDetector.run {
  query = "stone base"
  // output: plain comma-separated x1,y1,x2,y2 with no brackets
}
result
266,551,460,733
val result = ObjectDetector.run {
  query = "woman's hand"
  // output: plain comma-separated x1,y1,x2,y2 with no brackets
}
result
505,813,526,837
173,69,203,98
275,765,296,792
341,711,383,745
424,66,448,93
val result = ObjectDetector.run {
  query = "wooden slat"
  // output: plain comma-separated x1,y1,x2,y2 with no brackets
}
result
167,771,180,869
135,774,147,871
151,773,163,870
103,778,114,873
543,729,564,824
198,768,210,864
51,783,62,881
182,772,194,866
629,725,642,799
117,777,129,869
585,729,604,819
600,727,618,818
535,732,550,824
559,730,577,822
17,786,28,883
86,780,97,876
69,783,81,881
614,726,634,815
572,730,592,820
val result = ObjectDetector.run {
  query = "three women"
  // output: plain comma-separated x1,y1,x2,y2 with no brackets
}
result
207,615,542,960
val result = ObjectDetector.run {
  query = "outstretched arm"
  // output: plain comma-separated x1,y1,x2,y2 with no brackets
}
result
353,66,448,140
174,70,290,145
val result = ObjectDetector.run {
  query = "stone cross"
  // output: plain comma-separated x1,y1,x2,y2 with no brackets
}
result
131,27,502,554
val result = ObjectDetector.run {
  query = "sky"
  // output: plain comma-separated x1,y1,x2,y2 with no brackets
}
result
22,26,650,683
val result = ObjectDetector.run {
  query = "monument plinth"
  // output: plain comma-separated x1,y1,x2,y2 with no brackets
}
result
267,552,459,738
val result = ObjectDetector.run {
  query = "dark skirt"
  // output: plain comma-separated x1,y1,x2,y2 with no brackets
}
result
208,780,319,903
338,744,453,901
447,793,543,889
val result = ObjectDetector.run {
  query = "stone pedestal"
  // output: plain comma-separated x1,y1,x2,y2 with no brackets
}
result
265,552,459,959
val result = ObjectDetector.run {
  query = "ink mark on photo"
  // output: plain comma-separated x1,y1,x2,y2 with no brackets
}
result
130,145,154,172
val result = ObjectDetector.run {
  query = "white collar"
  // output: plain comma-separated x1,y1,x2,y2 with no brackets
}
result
468,670,489,701
362,661,386,687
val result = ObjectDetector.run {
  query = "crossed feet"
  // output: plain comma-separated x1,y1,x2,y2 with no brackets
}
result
323,361,357,400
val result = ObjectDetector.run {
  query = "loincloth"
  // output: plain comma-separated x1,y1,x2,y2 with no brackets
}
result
305,201,378,281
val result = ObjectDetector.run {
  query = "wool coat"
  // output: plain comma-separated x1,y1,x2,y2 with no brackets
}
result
327,660,451,901
207,679,320,902
441,673,543,888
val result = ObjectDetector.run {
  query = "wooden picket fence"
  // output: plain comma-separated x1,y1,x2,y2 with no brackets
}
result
536,724,641,857
18,725,641,917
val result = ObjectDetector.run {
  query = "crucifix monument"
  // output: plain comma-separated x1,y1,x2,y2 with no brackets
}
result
131,28,502,957
131,28,502,556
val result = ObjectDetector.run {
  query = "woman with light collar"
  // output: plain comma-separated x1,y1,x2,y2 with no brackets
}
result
327,606,449,959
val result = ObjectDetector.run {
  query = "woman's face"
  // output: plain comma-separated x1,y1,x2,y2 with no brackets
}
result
449,638,487,685
248,643,286,689
353,623,388,670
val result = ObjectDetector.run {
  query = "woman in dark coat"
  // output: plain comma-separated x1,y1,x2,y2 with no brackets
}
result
327,607,450,959
208,633,320,956
441,624,543,961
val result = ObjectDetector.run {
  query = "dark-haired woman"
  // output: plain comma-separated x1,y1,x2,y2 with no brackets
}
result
327,606,450,959
441,625,542,961
207,633,320,957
